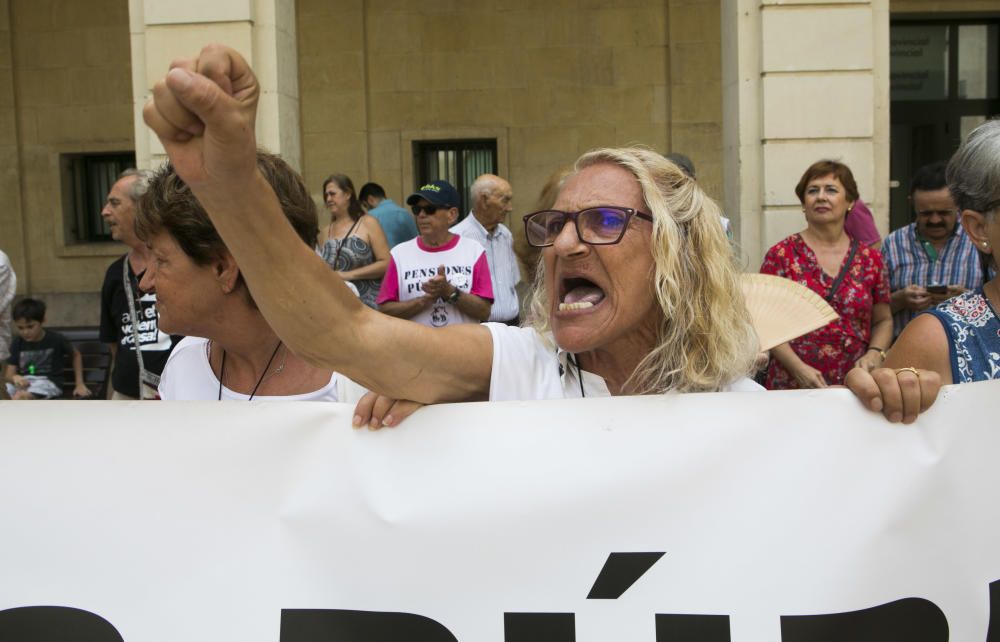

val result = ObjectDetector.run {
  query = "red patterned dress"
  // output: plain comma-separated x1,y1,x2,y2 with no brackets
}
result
760,234,891,389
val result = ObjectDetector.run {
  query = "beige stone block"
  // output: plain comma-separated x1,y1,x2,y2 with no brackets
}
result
545,87,591,124
520,125,580,167
84,26,132,69
671,41,721,83
301,90,366,134
0,0,9,31
616,122,667,149
524,47,580,88
365,11,422,53
762,72,873,139
670,121,723,157
496,10,547,50
579,47,614,87
256,90,299,159
297,9,363,53
366,51,427,93
34,104,134,144
583,7,667,48
426,50,495,92
366,0,416,11
669,81,722,125
300,52,365,94
762,6,873,72
508,87,551,127
575,124,617,155
763,206,806,250
490,48,530,90
13,29,83,69
70,67,133,106
0,31,11,69
58,0,124,29
613,46,667,87
669,1,720,45
254,0,296,29
429,89,512,127
0,109,16,145
304,129,367,171
143,23,254,88
762,140,874,206
369,90,431,130
11,0,56,32
617,85,656,126
15,68,71,106
369,130,402,172
144,0,252,25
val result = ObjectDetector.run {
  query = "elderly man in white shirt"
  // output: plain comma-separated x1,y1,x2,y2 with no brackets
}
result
451,174,522,325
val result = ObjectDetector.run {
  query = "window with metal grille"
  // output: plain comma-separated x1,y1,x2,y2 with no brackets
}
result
60,151,136,243
413,139,498,217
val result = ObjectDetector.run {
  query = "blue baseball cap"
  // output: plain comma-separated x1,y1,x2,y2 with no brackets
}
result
406,180,460,209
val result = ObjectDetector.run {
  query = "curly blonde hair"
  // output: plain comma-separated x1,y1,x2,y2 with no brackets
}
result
525,147,758,393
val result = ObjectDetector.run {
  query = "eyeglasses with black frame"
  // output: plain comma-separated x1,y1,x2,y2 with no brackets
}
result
411,204,443,216
522,206,653,247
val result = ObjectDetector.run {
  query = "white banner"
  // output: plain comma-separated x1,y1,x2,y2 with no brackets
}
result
0,381,998,641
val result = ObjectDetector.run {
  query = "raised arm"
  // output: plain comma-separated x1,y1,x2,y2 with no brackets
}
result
142,44,492,403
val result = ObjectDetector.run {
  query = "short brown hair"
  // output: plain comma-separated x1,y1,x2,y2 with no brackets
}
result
794,160,859,204
136,151,318,267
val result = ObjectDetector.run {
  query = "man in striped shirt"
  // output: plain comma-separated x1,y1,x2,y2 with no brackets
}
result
451,174,522,325
881,162,983,337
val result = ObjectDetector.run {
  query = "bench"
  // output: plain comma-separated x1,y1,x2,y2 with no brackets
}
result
53,327,111,399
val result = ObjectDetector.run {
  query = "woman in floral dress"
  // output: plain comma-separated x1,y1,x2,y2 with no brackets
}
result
760,160,892,389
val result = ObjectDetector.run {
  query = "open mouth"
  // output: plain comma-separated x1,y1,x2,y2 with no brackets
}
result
559,276,605,311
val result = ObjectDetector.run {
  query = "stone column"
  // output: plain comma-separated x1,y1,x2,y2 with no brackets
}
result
722,0,890,270
128,0,301,171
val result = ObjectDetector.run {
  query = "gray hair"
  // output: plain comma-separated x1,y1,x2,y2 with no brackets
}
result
118,168,154,203
947,118,1000,216
470,174,504,205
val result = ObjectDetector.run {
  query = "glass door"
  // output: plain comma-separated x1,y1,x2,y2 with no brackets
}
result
890,18,1000,231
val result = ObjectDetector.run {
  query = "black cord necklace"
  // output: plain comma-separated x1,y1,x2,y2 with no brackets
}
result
217,341,284,401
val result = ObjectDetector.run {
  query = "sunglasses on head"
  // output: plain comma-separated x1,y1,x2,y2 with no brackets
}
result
411,204,444,216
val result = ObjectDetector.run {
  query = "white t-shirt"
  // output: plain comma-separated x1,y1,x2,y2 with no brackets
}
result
376,235,493,328
485,323,762,401
158,336,363,401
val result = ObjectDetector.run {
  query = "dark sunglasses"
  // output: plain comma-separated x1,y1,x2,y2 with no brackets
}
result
411,204,443,216
522,206,653,247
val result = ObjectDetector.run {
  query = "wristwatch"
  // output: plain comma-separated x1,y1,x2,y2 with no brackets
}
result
447,288,461,304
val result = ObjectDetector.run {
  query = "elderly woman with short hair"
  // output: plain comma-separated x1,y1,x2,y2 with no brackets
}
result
136,152,361,402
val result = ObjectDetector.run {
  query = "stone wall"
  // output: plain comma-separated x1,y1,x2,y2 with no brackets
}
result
4,0,133,325
296,0,679,237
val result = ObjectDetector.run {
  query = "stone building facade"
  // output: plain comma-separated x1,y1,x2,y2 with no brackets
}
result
1,0,996,324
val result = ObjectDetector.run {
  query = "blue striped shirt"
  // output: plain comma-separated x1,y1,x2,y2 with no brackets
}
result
451,214,522,322
881,223,983,336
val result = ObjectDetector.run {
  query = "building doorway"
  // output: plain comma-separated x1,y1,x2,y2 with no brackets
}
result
890,17,1000,231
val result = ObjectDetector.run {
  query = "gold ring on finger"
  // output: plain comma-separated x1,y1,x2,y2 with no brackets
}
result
894,367,920,378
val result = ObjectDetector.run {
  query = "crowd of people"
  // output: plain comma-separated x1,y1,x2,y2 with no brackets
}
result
1,44,996,427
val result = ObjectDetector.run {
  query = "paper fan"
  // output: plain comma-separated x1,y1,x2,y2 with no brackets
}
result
740,274,839,352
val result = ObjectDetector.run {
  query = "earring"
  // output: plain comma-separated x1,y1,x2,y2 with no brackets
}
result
984,241,991,248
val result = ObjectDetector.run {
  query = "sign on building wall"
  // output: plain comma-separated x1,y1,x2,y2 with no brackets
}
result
891,24,950,101
0,383,998,641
